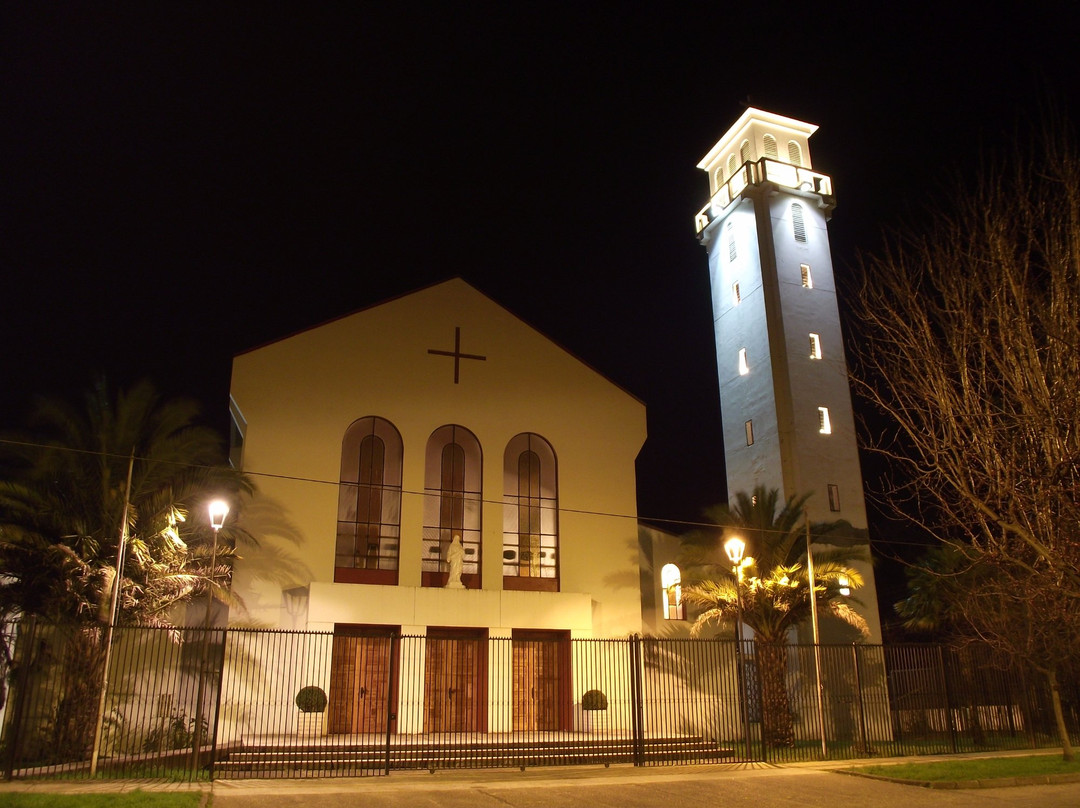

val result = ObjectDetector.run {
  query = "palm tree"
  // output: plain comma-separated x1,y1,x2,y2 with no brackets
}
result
0,378,252,760
681,486,869,748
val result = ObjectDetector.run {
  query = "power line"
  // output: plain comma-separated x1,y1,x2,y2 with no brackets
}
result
0,436,945,549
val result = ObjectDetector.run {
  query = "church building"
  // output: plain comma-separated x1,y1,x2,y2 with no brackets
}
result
222,108,883,739
226,278,647,733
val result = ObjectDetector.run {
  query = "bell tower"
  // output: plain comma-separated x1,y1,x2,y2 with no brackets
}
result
695,108,882,641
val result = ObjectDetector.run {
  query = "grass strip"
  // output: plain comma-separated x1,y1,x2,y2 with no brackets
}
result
0,791,203,808
852,754,1080,782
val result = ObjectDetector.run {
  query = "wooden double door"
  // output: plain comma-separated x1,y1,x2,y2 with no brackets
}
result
512,630,570,731
423,628,487,732
328,625,398,735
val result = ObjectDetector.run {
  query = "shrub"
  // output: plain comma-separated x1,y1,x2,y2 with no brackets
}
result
582,689,608,711
295,685,327,713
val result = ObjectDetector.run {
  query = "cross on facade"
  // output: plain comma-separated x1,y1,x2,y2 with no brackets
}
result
427,326,486,384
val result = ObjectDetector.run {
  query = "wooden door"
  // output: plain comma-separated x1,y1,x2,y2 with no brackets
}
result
329,629,395,734
512,631,566,731
423,629,485,733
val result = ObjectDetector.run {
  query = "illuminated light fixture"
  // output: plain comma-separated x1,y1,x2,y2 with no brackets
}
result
838,576,851,597
724,536,746,566
738,348,749,376
818,406,832,434
809,333,822,359
209,500,230,531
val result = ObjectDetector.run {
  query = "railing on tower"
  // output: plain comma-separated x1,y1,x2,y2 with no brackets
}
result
695,158,835,235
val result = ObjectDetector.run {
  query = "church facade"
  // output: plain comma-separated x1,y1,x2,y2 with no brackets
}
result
226,278,647,733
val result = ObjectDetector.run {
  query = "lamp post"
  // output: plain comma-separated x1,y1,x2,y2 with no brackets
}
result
806,520,828,758
89,450,135,777
192,500,229,776
724,536,753,759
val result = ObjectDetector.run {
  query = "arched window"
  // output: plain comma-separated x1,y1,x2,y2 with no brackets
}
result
763,133,778,159
739,139,752,165
792,203,807,243
660,564,683,620
727,153,738,177
503,433,558,591
423,425,482,587
714,166,725,190
336,417,402,585
787,140,803,166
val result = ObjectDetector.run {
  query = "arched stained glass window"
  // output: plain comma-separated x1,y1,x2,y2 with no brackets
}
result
335,417,402,585
503,433,558,591
423,425,482,587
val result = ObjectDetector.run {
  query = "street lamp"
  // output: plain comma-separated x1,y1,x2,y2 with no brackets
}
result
192,499,229,776
723,535,753,759
806,520,828,758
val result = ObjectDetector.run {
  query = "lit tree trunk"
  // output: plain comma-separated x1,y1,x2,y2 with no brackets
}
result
51,627,106,763
756,641,794,748
1047,667,1075,762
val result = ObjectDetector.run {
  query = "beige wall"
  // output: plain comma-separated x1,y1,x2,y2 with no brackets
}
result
228,279,647,638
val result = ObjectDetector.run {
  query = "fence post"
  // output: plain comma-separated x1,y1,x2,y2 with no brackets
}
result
850,643,870,755
629,635,645,766
208,627,229,780
936,646,957,753
384,631,399,775
3,617,37,781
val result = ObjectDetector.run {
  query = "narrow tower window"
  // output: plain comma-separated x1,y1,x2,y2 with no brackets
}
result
809,333,822,359
727,221,737,261
787,140,803,166
738,348,749,376
740,139,752,164
818,407,832,434
745,420,754,446
800,264,813,288
763,133,778,159
792,203,807,243
828,484,841,512
732,281,741,306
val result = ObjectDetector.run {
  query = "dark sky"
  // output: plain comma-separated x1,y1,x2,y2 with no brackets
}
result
4,2,1079,597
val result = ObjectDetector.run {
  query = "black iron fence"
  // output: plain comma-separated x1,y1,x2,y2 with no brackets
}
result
1,621,1076,780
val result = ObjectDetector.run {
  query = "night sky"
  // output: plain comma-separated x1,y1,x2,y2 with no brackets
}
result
5,4,1079,618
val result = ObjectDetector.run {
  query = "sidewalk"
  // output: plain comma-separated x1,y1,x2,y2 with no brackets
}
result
3,753,1080,808
209,760,1080,808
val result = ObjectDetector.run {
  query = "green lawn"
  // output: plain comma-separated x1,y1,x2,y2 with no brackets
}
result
0,791,203,808
852,754,1080,782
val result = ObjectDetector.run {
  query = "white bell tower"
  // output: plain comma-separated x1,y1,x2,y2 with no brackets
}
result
695,108,882,642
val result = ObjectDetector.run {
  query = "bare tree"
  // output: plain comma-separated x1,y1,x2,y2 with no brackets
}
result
849,120,1080,757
